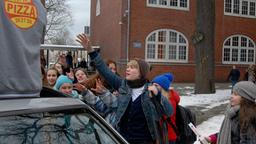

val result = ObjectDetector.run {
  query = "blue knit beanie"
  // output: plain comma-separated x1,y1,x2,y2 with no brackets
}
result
54,75,73,90
152,73,174,91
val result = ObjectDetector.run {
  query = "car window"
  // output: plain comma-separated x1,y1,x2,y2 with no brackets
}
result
0,109,120,144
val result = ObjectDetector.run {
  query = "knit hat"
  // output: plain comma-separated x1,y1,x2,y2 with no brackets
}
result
152,73,174,91
233,81,256,103
134,58,150,80
54,75,73,90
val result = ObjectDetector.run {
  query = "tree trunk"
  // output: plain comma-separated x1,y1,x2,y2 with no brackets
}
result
194,0,215,94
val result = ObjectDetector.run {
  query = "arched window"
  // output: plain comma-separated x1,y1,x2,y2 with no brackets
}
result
145,29,188,63
222,35,255,64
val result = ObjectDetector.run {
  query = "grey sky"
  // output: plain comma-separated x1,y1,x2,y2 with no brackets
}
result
66,0,90,39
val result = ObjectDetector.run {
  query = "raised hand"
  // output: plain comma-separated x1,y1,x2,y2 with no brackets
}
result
73,83,87,93
76,33,92,52
91,78,107,94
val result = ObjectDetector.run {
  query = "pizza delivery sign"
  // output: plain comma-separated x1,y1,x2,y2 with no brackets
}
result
4,0,38,29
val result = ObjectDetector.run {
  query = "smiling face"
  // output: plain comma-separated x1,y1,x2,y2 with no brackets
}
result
46,69,58,87
230,91,242,106
59,83,73,95
125,60,140,81
75,70,88,83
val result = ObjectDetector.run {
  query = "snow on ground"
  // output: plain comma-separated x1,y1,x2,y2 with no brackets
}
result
196,115,225,135
179,89,231,107
176,87,231,143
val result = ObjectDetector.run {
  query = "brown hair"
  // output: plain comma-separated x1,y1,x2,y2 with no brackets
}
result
239,97,256,132
106,59,117,67
41,66,48,86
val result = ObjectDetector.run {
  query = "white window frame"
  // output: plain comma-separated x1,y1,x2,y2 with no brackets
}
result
96,0,101,16
145,29,189,63
147,0,189,11
222,35,256,64
224,0,256,19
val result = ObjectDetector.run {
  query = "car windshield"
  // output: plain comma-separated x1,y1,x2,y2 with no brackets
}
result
0,108,119,144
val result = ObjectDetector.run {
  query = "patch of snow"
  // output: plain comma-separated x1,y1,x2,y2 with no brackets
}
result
179,89,231,107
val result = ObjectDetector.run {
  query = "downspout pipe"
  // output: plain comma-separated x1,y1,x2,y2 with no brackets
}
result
126,0,130,63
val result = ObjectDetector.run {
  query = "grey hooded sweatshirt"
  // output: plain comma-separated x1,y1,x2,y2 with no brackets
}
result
0,0,46,98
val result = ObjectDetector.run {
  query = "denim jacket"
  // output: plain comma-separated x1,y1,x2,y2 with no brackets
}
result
81,89,117,126
89,51,173,142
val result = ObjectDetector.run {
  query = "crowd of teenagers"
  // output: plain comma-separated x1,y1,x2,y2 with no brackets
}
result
39,33,256,144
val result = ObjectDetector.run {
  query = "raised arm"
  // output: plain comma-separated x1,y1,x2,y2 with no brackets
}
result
76,34,123,90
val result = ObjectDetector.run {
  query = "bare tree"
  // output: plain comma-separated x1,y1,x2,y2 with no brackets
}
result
193,0,215,94
45,0,73,44
50,29,76,45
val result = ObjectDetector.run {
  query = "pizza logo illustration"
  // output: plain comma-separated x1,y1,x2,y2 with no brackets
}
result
4,0,38,29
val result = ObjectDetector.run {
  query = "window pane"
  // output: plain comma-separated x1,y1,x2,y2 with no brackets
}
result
148,0,157,4
169,45,177,59
96,0,101,16
159,0,167,6
242,1,248,15
158,31,166,42
224,39,231,46
224,48,231,61
157,44,166,59
223,35,255,64
179,35,186,43
240,49,247,62
233,0,240,14
147,44,156,59
170,0,178,6
241,37,247,47
250,2,256,16
232,49,239,61
146,30,188,62
225,0,232,13
169,31,177,43
249,41,254,48
248,49,254,62
148,33,156,42
232,36,239,46
180,0,188,8
179,46,186,60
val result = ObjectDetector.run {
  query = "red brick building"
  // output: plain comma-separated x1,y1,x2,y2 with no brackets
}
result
90,0,256,82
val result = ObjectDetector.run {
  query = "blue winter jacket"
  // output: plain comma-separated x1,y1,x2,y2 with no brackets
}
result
89,51,173,142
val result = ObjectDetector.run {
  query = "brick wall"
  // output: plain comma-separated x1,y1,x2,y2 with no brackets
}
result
91,0,255,82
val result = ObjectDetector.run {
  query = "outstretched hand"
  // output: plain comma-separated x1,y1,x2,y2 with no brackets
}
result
76,33,92,52
73,83,87,93
91,79,107,94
